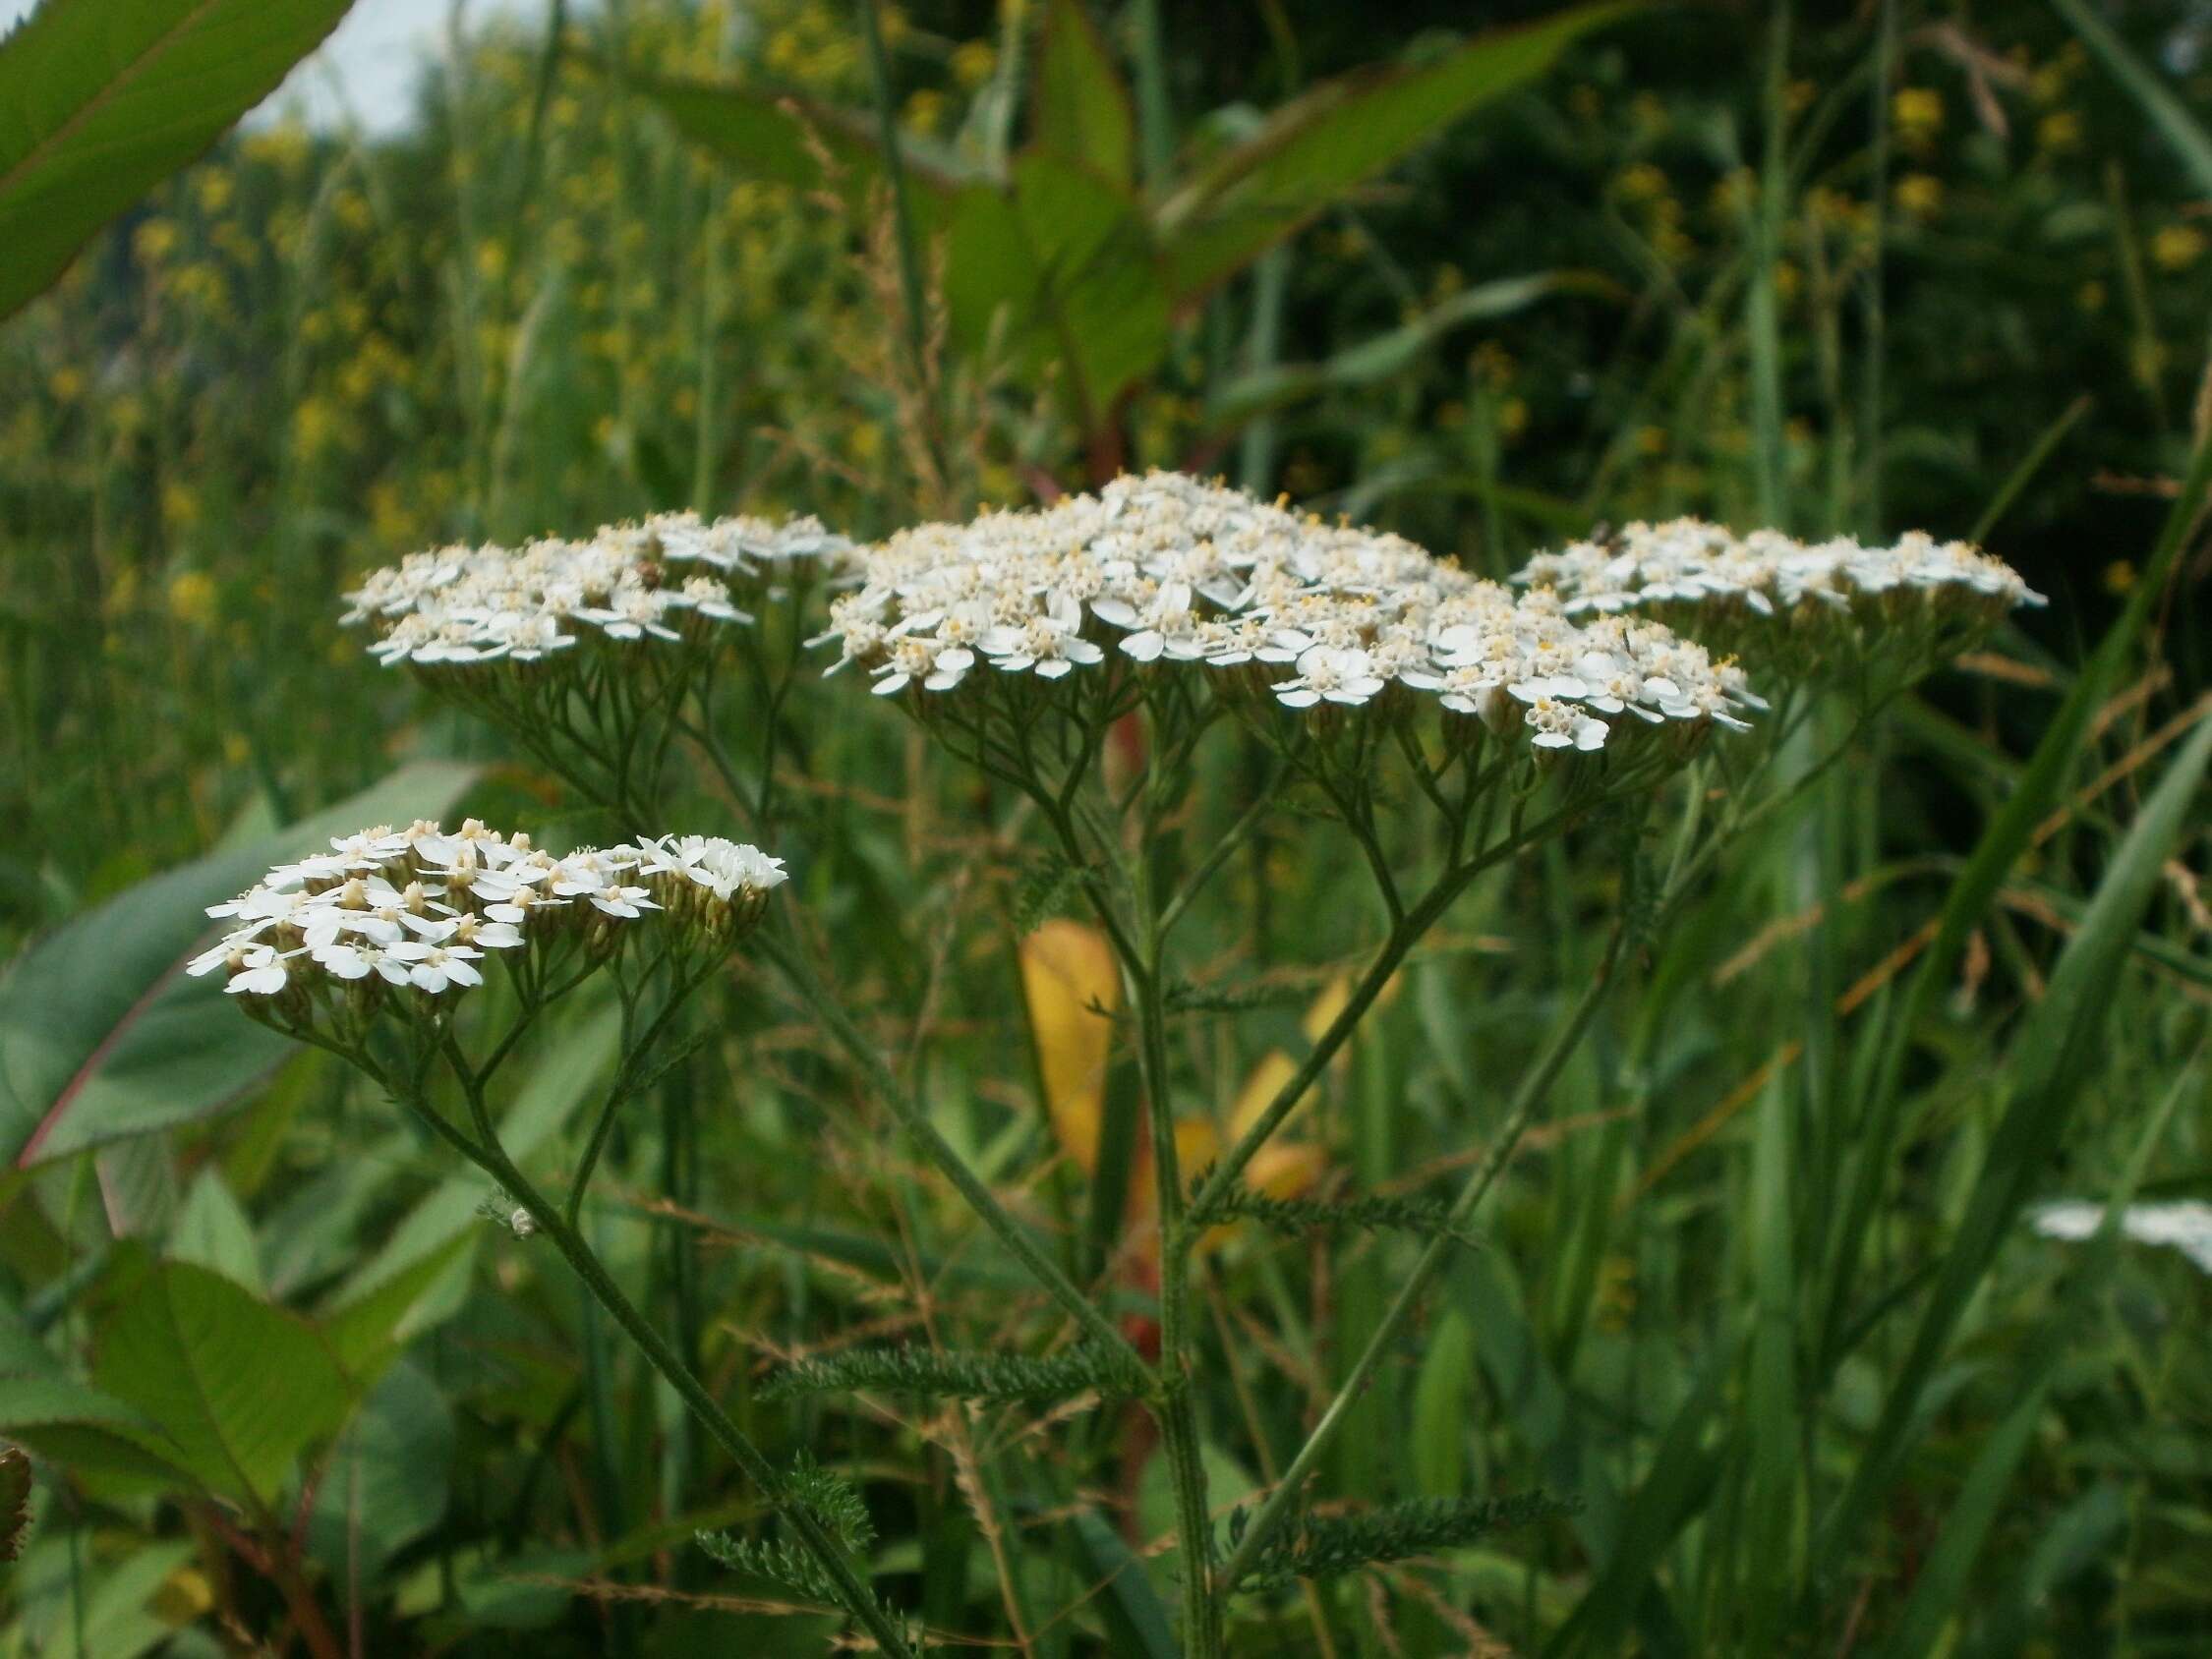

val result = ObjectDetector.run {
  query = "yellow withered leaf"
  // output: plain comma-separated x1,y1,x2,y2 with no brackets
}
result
1019,920,1121,1173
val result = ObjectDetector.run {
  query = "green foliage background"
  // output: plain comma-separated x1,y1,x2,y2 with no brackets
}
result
2,0,2211,1653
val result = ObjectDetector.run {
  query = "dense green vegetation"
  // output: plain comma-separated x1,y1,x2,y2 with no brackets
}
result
2,1,2210,1654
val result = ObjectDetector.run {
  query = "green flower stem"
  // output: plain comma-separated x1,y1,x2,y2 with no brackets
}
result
403,1055,918,1659
1215,917,1630,1597
756,921,1152,1379
566,954,713,1228
1029,745,1225,1657
1128,953,1225,1659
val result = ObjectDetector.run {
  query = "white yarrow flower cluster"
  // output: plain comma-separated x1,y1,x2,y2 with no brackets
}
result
191,820,786,1009
340,511,853,668
2032,1199,2212,1275
1512,519,2044,638
816,472,1758,756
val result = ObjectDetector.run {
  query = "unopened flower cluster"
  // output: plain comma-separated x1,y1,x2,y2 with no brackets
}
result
189,820,786,1005
1511,519,2043,642
341,512,852,668
815,472,1759,755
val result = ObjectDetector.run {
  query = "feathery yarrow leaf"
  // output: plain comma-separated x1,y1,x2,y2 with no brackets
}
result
1186,1181,1483,1249
760,1343,1150,1403
1229,1490,1580,1590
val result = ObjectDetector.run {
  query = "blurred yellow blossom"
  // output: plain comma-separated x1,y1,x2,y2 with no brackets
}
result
160,483,201,533
951,39,997,89
2039,110,2082,152
902,88,947,135
1892,86,1943,147
191,169,234,215
134,218,180,265
2152,225,2205,272
1616,162,1667,204
240,123,310,175
166,570,217,627
1893,173,1943,220
292,397,340,460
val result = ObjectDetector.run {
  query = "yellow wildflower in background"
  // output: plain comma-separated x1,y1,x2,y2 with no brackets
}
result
1892,86,1942,151
2039,111,2083,153
951,38,996,89
1615,162,1667,204
167,570,217,628
1893,174,1943,220
134,218,180,266
2152,225,2205,272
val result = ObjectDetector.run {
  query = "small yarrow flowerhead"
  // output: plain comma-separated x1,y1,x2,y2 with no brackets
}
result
192,819,786,1040
633,833,789,944
339,509,856,670
815,472,1759,770
1512,518,2043,686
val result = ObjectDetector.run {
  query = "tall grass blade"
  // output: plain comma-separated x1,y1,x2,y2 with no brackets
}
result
1815,707,2212,1572
2050,0,2212,196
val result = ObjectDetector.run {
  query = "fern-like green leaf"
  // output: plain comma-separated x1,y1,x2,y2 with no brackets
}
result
1188,1177,1482,1249
761,1343,1148,1403
1229,1490,1578,1590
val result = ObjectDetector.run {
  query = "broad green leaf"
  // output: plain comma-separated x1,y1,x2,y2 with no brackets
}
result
0,0,359,321
1411,1309,1474,1499
321,1239,472,1383
306,1359,453,1586
92,1131,177,1237
0,761,476,1166
1032,0,1134,187
617,67,975,198
168,1168,263,1296
6,1535,196,1659
0,1375,194,1493
1155,3,1637,300
945,154,1171,427
91,1257,353,1509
